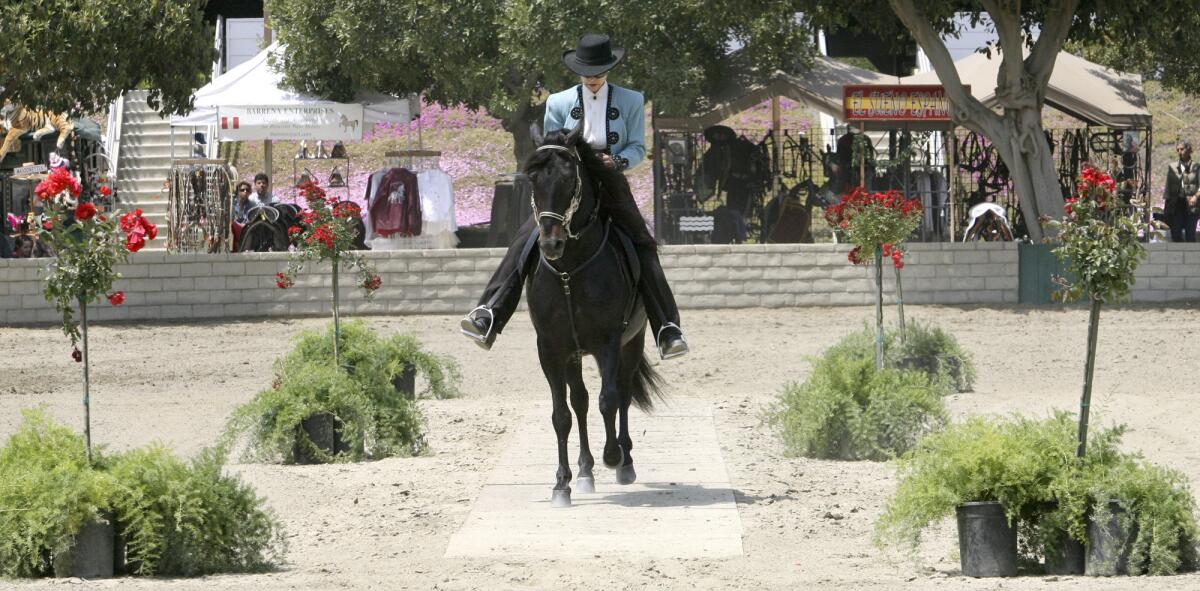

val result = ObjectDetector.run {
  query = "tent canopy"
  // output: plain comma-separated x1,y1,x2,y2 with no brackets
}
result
170,43,413,138
900,51,1150,128
655,56,890,131
656,51,1151,131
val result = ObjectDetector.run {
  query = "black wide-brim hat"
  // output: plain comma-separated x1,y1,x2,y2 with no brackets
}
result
562,33,625,77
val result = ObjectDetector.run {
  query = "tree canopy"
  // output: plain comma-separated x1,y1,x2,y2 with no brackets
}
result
0,0,215,115
266,0,815,159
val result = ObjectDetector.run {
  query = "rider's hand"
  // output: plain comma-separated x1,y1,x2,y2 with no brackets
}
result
600,153,616,169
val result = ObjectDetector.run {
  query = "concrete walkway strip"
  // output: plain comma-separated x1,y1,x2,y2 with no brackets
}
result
445,398,744,559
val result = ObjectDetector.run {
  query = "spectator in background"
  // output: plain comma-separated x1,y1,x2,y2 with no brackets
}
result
231,181,253,224
1164,141,1199,242
249,172,274,207
12,235,51,258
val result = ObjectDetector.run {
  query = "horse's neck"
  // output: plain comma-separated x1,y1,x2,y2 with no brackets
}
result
550,202,605,272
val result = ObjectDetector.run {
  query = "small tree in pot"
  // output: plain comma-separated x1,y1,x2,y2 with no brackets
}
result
1042,166,1146,459
824,188,923,368
33,167,156,463
275,180,381,366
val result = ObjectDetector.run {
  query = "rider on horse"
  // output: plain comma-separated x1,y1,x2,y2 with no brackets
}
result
460,33,689,360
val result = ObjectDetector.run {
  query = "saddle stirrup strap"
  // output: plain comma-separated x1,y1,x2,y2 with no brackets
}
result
483,227,541,311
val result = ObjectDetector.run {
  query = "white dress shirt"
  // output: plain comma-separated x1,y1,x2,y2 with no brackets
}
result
581,82,609,152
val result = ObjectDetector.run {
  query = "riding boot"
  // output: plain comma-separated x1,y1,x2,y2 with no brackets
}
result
634,244,689,359
460,220,539,349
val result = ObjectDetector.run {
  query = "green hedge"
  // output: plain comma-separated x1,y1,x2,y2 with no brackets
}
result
766,349,947,461
0,410,284,578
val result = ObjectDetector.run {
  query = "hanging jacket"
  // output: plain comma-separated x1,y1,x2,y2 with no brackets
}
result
370,168,422,237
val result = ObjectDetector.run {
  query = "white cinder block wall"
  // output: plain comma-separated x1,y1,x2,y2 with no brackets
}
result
0,242,1195,326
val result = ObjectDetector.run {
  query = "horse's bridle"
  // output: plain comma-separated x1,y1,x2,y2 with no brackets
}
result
531,144,589,239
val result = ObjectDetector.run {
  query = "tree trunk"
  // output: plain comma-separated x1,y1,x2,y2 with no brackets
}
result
874,245,884,370
80,298,92,464
994,107,1065,241
502,101,546,168
332,256,340,367
1076,297,1102,457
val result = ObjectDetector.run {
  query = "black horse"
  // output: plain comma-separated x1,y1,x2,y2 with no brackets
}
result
524,125,663,508
235,202,368,252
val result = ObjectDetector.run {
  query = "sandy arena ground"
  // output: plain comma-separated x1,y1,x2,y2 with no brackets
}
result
1,305,1199,590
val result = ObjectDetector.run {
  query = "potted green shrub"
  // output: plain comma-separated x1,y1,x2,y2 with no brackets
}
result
765,338,946,461
0,410,284,579
875,414,1081,577
226,321,455,464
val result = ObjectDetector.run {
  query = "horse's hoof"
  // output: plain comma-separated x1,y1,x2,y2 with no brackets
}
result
550,488,572,508
575,476,595,494
603,444,624,468
616,465,637,485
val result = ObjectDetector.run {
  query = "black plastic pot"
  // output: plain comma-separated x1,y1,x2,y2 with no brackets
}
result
1086,499,1137,576
53,517,116,579
294,412,357,464
1045,535,1086,575
956,501,1018,577
392,364,416,399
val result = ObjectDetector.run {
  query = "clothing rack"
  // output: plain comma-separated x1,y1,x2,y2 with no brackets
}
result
385,150,441,171
167,159,233,253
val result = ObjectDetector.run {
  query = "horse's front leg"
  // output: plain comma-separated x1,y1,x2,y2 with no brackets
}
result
566,357,595,493
597,339,624,469
537,339,573,508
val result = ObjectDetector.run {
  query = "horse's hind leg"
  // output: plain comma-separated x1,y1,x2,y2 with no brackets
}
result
615,339,642,485
566,358,595,493
537,341,573,507
597,340,624,469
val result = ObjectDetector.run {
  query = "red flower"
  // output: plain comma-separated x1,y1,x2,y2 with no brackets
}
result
98,185,113,197
34,168,80,201
363,275,382,291
142,218,158,240
71,348,82,363
288,225,302,237
107,291,125,306
126,233,145,253
275,272,293,289
332,202,361,219
848,246,863,265
42,219,54,231
74,202,97,221
891,250,904,269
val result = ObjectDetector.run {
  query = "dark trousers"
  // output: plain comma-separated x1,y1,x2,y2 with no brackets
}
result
1167,205,1198,242
476,218,681,339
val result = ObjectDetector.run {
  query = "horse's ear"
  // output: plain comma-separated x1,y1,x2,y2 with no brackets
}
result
530,121,544,147
565,117,583,146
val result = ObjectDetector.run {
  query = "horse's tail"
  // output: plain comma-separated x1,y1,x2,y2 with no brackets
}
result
630,352,665,412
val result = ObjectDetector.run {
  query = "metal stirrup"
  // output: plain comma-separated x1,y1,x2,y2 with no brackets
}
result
656,322,686,347
461,305,496,343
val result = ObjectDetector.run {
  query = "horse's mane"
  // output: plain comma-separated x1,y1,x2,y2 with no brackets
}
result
524,130,634,204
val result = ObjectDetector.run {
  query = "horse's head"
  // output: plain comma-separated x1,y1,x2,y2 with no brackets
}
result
524,122,593,261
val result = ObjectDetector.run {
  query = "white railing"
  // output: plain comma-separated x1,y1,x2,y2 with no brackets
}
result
103,93,125,180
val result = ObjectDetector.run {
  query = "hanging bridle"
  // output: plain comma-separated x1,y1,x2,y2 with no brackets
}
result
531,144,590,239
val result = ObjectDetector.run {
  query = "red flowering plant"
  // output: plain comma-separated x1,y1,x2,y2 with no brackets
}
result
32,168,157,462
277,180,380,364
1042,166,1146,458
824,187,923,368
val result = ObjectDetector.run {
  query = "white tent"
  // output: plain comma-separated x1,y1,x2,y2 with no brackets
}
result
170,42,414,140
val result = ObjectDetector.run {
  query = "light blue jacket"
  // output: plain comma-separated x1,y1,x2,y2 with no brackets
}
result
544,83,646,171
